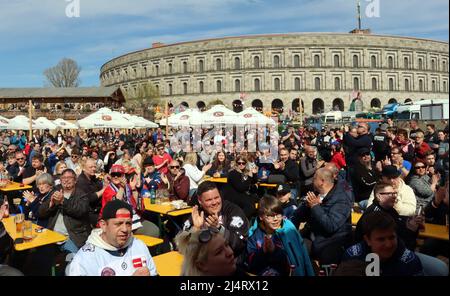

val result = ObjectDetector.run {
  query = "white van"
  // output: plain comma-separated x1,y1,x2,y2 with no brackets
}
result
395,99,449,120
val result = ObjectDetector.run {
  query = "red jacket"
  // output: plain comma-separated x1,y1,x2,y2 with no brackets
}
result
166,172,190,202
331,151,347,170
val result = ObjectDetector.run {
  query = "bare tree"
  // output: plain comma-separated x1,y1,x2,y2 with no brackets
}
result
44,58,81,87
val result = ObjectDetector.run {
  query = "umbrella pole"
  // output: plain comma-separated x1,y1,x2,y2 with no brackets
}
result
165,97,169,139
28,99,33,140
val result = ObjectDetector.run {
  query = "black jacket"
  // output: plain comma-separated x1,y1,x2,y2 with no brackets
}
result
292,182,353,256
274,159,300,184
183,200,249,257
424,199,449,225
372,132,390,162
350,162,380,202
75,173,103,227
0,222,13,264
38,187,92,248
343,133,372,166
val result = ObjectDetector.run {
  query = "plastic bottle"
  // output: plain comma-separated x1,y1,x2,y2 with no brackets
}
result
150,186,156,205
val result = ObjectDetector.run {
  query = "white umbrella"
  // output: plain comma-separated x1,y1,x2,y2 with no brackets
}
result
166,108,204,127
77,109,135,129
121,114,158,128
237,107,277,126
0,115,10,130
6,115,31,130
202,105,238,125
34,117,58,130
53,118,79,130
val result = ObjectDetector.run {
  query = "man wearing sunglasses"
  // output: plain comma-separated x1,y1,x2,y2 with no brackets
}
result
152,143,172,175
161,160,189,202
183,181,249,259
9,151,29,183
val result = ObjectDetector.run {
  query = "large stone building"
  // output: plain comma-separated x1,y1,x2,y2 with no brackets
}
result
100,32,449,115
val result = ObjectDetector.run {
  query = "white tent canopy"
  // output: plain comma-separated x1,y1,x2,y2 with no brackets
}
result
0,115,10,130
236,107,276,126
34,117,58,130
202,105,238,125
163,108,204,127
120,113,158,128
53,118,79,130
77,108,135,129
6,115,32,130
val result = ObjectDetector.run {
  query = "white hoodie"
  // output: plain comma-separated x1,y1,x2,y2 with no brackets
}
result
67,229,157,276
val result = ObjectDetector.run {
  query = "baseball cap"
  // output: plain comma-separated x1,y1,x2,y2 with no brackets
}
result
110,164,125,174
142,157,154,167
382,165,401,178
357,147,371,156
276,184,291,196
101,199,132,221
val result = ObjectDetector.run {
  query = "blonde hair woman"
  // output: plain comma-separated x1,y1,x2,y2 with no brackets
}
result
182,152,212,198
175,229,241,276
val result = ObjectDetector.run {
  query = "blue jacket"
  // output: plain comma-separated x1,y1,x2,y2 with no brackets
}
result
10,135,27,151
342,239,424,276
292,181,353,256
247,218,315,276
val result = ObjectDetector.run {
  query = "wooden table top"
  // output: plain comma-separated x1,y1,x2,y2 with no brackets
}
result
351,211,448,241
153,251,183,276
205,177,277,188
133,234,164,247
2,216,67,251
0,182,32,192
143,198,192,217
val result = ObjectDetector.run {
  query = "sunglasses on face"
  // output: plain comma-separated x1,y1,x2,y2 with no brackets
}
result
170,165,180,169
71,155,79,158
415,166,426,169
16,158,25,161
379,192,398,196
111,173,123,178
237,162,246,165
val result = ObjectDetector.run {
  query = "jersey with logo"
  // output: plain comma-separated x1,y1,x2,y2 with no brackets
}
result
67,238,157,276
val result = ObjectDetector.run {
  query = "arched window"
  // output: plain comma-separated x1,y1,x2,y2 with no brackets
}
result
271,99,284,113
183,82,188,95
372,77,377,90
404,79,410,91
254,78,261,91
199,60,204,72
371,98,381,108
252,99,263,111
405,98,412,104
418,58,423,70
444,81,448,93
353,55,359,68
443,61,447,72
314,55,320,67
197,101,206,111
232,100,243,113
432,80,436,92
274,78,281,91
183,61,188,73
294,78,301,91
388,56,394,69
388,98,397,104
199,81,204,94
234,79,241,92
168,83,173,96
294,55,300,67
389,78,394,91
155,85,159,93
235,57,241,70
273,55,280,68
168,63,173,74
353,77,360,91
371,55,377,68
312,98,324,114
216,80,222,93
334,77,340,90
292,99,300,113
419,79,424,92
332,98,344,111
431,59,436,71
314,77,321,90
404,57,409,69
254,56,260,68
216,58,222,71
334,55,340,67
155,65,159,76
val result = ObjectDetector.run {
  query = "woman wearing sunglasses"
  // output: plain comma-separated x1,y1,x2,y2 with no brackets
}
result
222,155,259,219
175,228,245,276
408,160,440,210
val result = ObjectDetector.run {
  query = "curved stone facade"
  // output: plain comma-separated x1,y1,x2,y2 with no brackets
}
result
100,33,449,115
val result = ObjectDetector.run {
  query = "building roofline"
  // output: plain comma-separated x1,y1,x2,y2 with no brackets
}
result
101,32,449,70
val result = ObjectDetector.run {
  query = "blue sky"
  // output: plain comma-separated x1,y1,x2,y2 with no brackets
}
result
0,0,448,88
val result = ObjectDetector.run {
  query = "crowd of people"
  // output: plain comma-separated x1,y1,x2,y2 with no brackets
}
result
0,117,448,276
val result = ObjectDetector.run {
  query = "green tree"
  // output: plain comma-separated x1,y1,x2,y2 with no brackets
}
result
124,82,161,112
